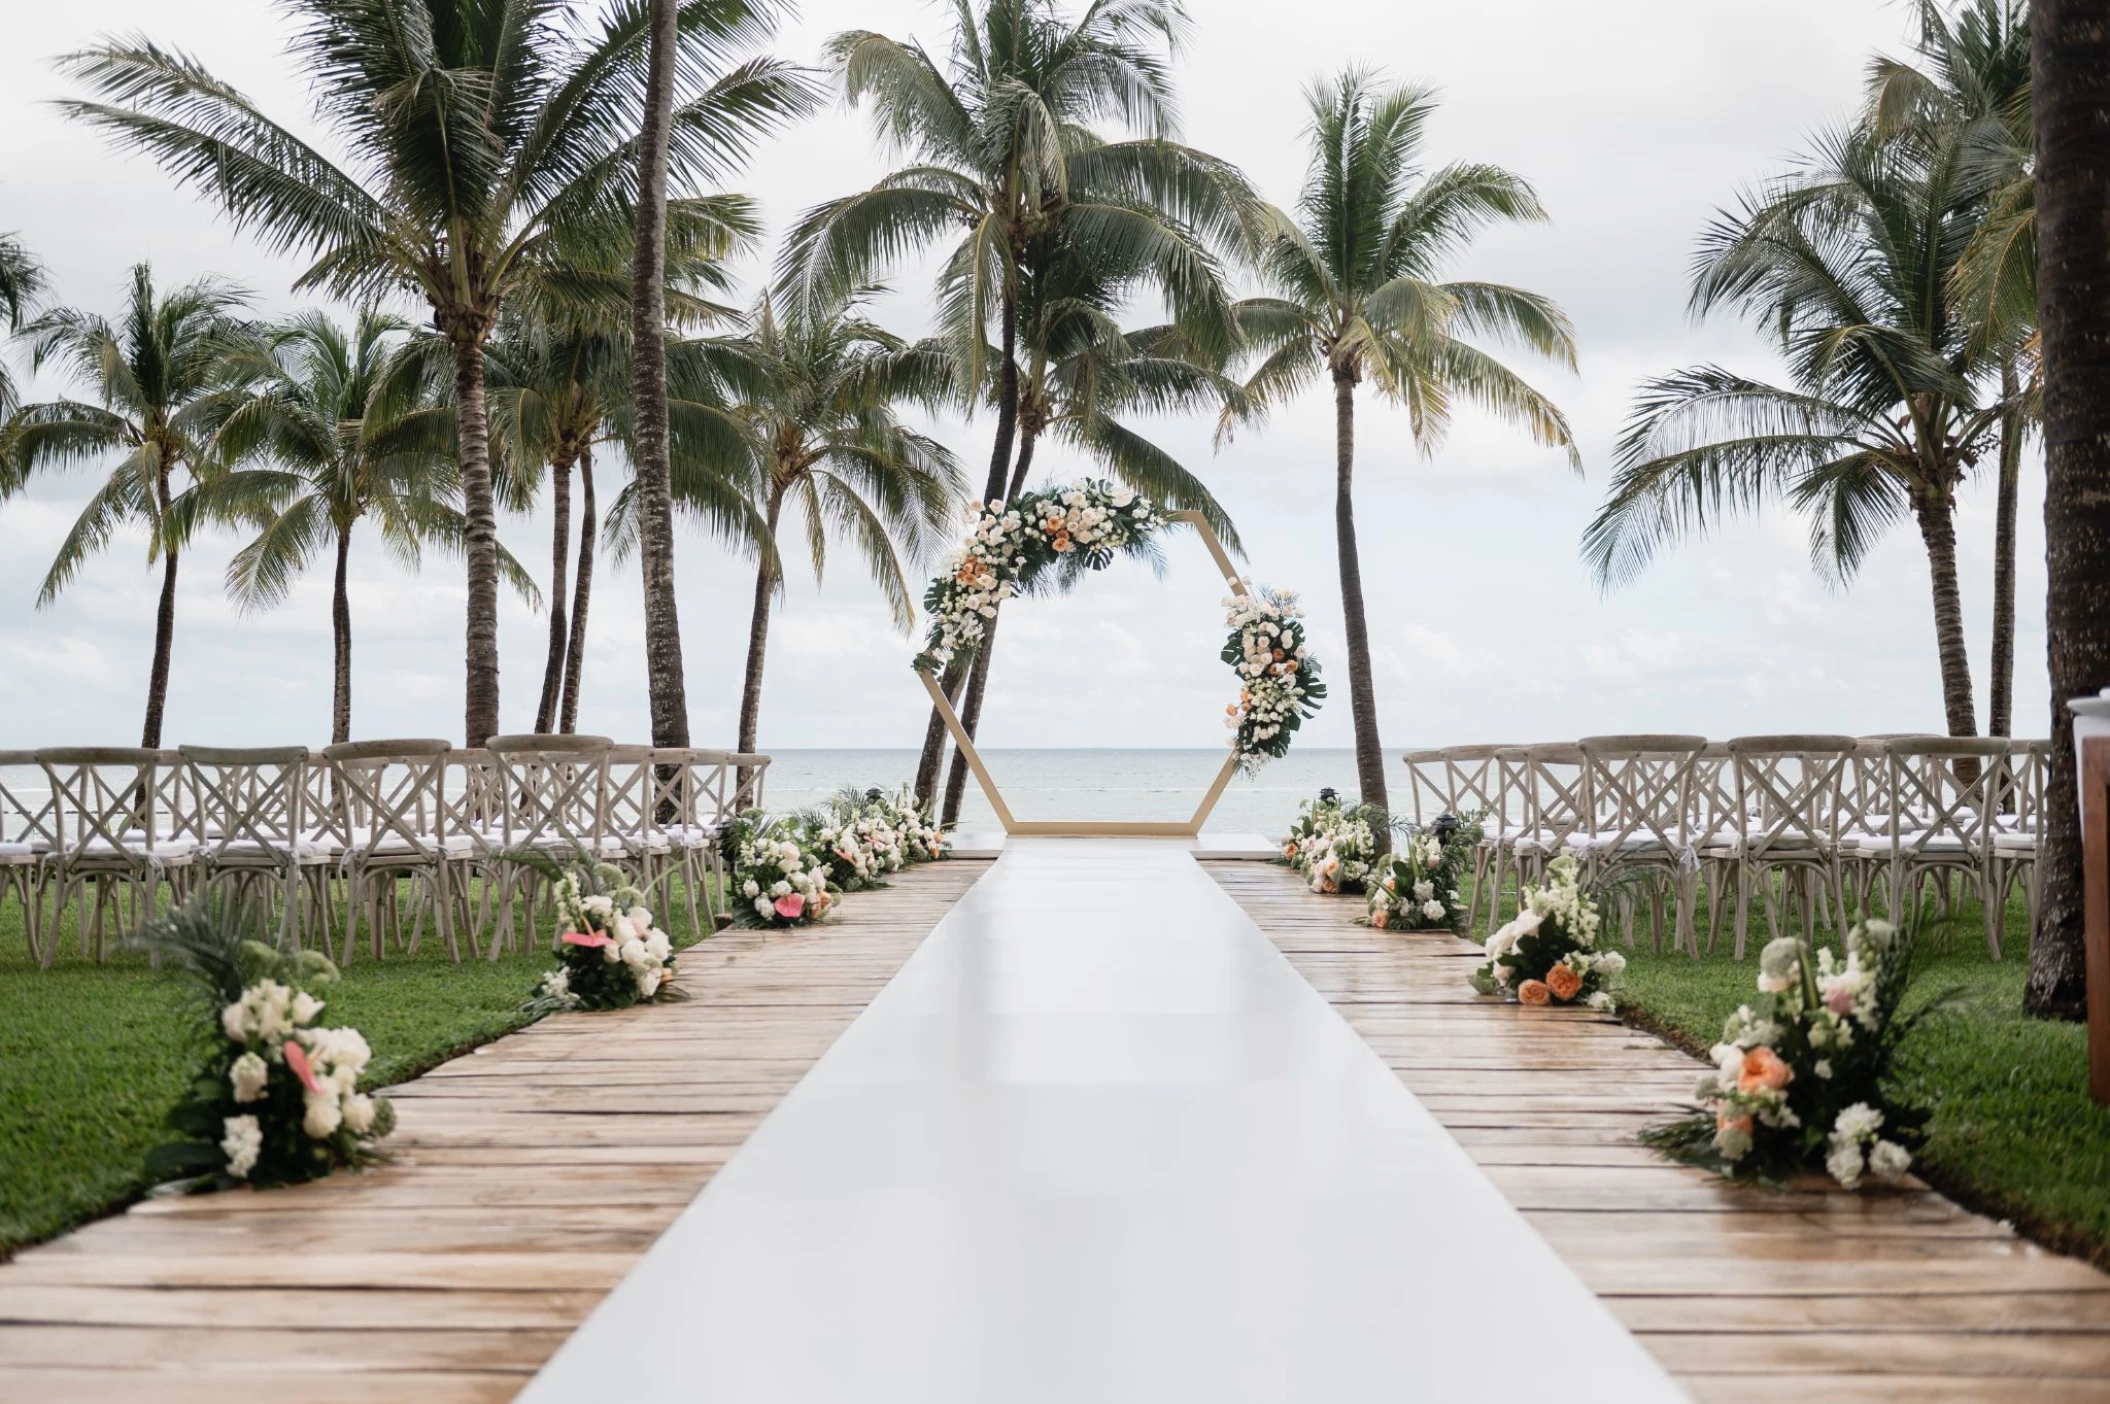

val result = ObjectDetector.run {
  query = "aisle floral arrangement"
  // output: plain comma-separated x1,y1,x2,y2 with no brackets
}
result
134,903,393,1190
730,812,837,928
527,863,684,1013
1222,585,1326,770
1641,921,1952,1190
1282,794,1383,895
1368,820,1480,930
728,787,950,929
1468,855,1626,1009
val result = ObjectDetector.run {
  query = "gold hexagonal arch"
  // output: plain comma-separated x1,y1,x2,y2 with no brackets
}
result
920,510,1250,837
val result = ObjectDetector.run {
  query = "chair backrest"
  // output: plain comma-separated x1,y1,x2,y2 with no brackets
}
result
1577,735,1707,851
1685,741,1736,848
0,749,60,851
1998,739,2049,830
179,746,312,863
320,739,453,867
484,734,612,856
1441,745,1513,827
604,745,659,839
34,748,169,862
1881,737,2011,858
1521,743,1589,850
1400,750,1446,825
1725,735,1857,858
687,750,732,831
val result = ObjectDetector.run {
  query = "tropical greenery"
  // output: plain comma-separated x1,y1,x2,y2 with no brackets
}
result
1226,68,1579,823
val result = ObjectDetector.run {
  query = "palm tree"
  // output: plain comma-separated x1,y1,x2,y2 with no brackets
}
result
937,228,1246,824
1870,0,2035,736
9,265,260,746
215,310,534,743
723,288,961,766
1586,118,2003,741
785,0,1263,804
60,1,813,744
1229,70,1579,818
2024,0,2110,1022
0,234,46,441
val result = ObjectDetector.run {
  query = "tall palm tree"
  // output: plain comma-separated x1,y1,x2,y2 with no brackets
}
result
2024,0,2110,1022
785,0,1262,804
722,288,961,764
937,229,1246,824
1870,0,2035,736
0,234,46,443
216,310,534,743
9,265,260,746
1229,70,1579,818
1585,119,2002,741
60,0,813,744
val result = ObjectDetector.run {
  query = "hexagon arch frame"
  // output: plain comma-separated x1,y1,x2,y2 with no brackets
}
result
921,510,1251,837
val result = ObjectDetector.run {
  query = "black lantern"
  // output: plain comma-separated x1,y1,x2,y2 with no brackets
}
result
1318,786,1339,805
1432,812,1461,844
865,787,884,803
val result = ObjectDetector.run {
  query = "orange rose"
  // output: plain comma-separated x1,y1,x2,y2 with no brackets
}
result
1716,1108,1754,1136
1368,910,1388,929
1544,964,1583,1001
1518,979,1552,1006
1738,1046,1794,1094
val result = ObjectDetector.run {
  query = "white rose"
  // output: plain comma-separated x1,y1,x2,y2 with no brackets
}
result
229,1051,270,1103
342,1092,377,1136
1421,900,1447,922
303,1093,343,1140
1867,1139,1912,1180
754,896,775,918
620,938,647,969
582,894,614,917
626,905,654,931
1592,951,1626,976
637,968,662,999
645,932,672,962
1826,1141,1866,1190
220,1115,262,1179
290,991,325,1026
221,1001,252,1043
742,879,760,898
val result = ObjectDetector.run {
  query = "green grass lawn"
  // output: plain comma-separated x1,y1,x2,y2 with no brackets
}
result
1477,877,2110,1269
0,879,716,1260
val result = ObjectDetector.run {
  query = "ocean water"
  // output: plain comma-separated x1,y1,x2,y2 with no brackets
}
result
760,748,1421,837
0,749,1422,843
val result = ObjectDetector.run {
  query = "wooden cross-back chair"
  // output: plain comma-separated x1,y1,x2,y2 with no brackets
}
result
1717,736,1858,959
482,734,613,959
1400,750,1447,826
34,748,196,962
180,745,330,951
1577,735,1708,954
1508,743,1590,902
1434,744,1514,933
0,750,60,964
1880,737,2012,955
728,752,771,812
322,739,463,963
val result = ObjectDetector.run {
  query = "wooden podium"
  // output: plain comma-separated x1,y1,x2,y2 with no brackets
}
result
2080,737,2110,1105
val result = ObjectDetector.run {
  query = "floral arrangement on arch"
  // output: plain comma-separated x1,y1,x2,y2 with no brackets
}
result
912,480,1324,774
134,902,393,1190
729,811,837,928
1368,819,1481,931
1469,855,1626,1009
1641,921,1950,1190
1223,585,1326,770
528,863,683,1012
912,480,1161,674
1282,794,1382,895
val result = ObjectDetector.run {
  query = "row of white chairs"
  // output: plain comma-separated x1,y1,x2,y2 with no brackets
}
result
0,738,773,967
1401,735,2045,958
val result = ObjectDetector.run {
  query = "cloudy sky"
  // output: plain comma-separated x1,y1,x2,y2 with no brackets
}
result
0,0,2047,752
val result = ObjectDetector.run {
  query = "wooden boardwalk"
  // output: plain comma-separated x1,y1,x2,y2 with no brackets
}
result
0,860,990,1404
1206,860,2110,1404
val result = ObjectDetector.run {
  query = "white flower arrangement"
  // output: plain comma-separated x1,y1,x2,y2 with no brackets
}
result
1368,822,1479,931
1644,919,1949,1190
1282,795,1380,894
1221,585,1327,771
731,815,837,927
1469,855,1623,1007
529,864,682,1011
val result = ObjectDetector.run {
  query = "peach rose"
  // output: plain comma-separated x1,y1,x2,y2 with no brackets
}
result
1544,964,1583,1001
1716,1108,1754,1136
1737,1046,1794,1094
1517,979,1552,1006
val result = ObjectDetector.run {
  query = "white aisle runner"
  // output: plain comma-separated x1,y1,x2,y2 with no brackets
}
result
520,840,1685,1403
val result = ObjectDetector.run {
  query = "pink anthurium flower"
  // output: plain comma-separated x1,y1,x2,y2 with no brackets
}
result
774,893,806,919
560,928,614,948
283,1038,324,1095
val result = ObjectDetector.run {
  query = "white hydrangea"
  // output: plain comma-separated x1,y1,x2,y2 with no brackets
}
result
1867,1138,1912,1181
229,1051,269,1104
220,1114,262,1178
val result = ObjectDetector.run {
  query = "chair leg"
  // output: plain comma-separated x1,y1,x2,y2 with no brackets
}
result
1734,863,1754,960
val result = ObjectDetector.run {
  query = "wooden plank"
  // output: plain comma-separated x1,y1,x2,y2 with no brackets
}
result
0,859,988,1396
1205,860,2110,1399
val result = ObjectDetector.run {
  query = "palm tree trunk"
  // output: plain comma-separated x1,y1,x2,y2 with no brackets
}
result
2027,0,2110,1020
736,489,786,793
450,334,501,748
1990,362,2024,738
1913,489,1980,737
1332,370,1389,825
331,521,353,746
141,538,179,750
559,449,597,735
534,456,573,734
628,0,690,751
940,421,1040,826
916,286,1024,807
